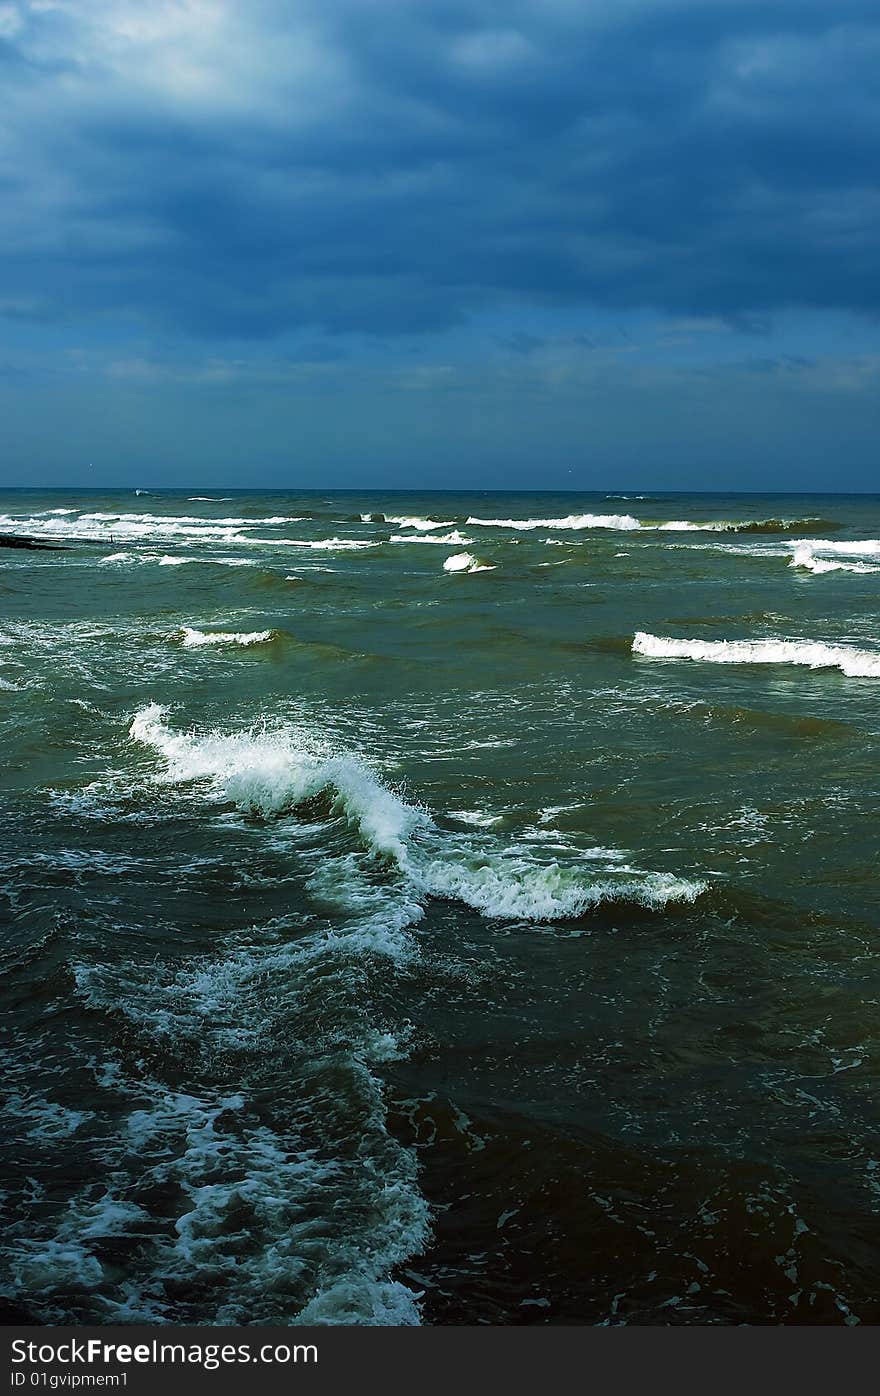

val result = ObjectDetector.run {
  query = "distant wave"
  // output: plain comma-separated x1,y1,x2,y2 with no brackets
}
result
98,552,138,566
633,631,880,678
129,705,705,921
467,513,642,531
187,496,234,502
359,513,455,530
158,555,254,567
0,511,304,545
178,627,277,648
465,513,839,535
443,552,495,573
248,537,380,550
391,530,472,546
654,517,839,534
789,543,880,575
97,551,255,568
791,537,880,558
720,517,840,535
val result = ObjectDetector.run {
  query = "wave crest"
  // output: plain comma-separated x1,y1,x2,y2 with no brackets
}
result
789,543,880,575
633,631,880,678
129,706,705,920
178,628,278,648
466,513,641,531
443,552,495,573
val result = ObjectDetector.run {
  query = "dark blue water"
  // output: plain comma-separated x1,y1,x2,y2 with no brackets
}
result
1,489,879,1325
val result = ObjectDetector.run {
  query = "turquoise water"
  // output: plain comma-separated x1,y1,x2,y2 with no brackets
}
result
1,487,879,1325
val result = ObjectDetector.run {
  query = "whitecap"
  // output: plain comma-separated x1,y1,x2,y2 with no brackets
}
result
633,631,880,678
129,706,706,921
248,537,380,550
391,530,472,546
443,552,495,573
178,628,277,648
467,513,641,531
384,516,456,531
789,543,880,575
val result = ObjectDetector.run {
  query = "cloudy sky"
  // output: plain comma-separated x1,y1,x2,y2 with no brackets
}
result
1,0,878,490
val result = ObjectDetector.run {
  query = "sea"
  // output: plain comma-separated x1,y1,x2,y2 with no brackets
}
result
1,487,879,1327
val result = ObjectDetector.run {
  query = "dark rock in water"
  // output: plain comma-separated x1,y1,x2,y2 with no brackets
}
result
0,533,68,551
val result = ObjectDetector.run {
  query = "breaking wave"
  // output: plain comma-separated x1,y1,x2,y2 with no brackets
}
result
789,543,880,575
129,706,706,921
790,538,880,558
177,628,278,648
0,512,304,546
391,531,472,546
466,514,841,535
382,516,456,531
443,552,495,574
721,517,840,535
466,513,642,531
633,632,880,679
248,538,381,550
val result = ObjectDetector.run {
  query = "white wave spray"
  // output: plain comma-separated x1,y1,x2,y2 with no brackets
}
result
633,632,880,678
129,705,706,921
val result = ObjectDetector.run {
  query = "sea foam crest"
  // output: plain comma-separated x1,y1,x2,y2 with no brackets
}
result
464,514,837,535
129,706,705,919
178,627,277,648
789,543,880,575
129,705,424,862
466,513,641,531
0,510,304,546
384,516,456,531
443,552,495,573
633,632,880,678
390,530,472,546
248,537,380,550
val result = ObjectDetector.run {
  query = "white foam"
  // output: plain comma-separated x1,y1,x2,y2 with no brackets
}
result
443,552,495,573
384,516,456,531
789,543,880,575
448,809,504,828
413,854,701,919
467,513,641,531
633,631,880,678
0,511,303,546
248,537,380,550
158,555,254,567
98,552,137,565
655,517,839,534
6,1063,428,1325
465,514,838,535
391,530,472,545
178,627,277,648
129,705,425,862
129,706,706,920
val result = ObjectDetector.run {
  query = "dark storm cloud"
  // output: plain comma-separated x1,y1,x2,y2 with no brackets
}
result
1,0,878,339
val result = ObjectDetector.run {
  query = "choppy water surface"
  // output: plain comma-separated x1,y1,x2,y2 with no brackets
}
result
1,487,879,1326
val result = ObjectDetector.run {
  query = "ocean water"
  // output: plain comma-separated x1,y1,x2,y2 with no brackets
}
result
1,487,879,1327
